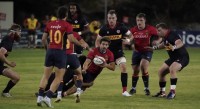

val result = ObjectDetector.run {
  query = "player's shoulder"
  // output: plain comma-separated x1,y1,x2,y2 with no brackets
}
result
146,25,156,29
130,26,138,32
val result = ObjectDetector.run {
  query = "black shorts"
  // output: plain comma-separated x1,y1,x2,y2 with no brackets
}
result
113,50,124,60
165,56,189,70
74,45,83,54
44,49,67,69
66,54,80,70
28,30,36,35
132,51,153,65
0,66,8,75
83,72,99,83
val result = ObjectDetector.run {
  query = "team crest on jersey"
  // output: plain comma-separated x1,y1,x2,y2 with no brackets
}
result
117,30,120,33
75,20,78,23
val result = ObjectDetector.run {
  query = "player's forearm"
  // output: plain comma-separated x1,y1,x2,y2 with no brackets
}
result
174,39,184,49
105,63,115,71
0,53,10,65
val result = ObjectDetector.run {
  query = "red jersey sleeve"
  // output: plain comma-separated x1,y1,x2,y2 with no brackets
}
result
108,51,114,63
73,32,82,41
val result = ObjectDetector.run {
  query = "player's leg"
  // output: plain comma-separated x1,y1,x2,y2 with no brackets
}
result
1,68,20,97
37,66,53,106
28,34,32,48
130,51,141,95
140,52,153,95
152,63,169,97
130,65,139,95
116,57,131,97
167,61,182,99
43,67,65,107
140,59,150,95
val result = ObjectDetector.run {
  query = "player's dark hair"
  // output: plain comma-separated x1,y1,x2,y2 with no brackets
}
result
156,22,169,29
68,2,82,19
100,37,111,44
108,10,117,16
9,24,21,31
136,13,146,19
57,6,68,19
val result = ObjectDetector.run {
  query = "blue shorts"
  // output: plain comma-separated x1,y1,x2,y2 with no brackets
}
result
132,51,153,65
44,49,67,69
66,54,80,70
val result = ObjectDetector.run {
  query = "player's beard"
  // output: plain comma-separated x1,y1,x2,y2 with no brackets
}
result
100,48,106,54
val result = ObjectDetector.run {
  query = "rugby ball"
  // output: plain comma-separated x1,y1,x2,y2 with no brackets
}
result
93,56,105,65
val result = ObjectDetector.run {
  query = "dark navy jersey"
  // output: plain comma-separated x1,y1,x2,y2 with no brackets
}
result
163,31,189,59
99,23,129,53
0,35,14,52
67,15,88,32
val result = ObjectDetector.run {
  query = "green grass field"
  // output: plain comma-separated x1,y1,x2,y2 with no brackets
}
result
0,48,200,109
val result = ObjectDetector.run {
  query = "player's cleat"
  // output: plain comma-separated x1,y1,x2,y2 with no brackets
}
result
166,90,176,99
2,93,12,97
152,91,166,97
37,96,43,107
144,89,150,96
43,96,54,108
74,88,82,103
54,96,62,103
129,88,136,95
122,91,132,97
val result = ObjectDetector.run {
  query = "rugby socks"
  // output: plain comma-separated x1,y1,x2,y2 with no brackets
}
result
3,80,16,93
38,87,45,96
46,90,54,98
57,81,64,97
121,73,127,92
76,80,82,89
142,75,149,89
170,78,177,93
131,75,139,89
159,81,166,92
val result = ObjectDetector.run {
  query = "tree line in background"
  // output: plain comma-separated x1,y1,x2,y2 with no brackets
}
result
10,0,200,30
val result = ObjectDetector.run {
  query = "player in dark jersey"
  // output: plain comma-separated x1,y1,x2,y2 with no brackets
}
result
95,10,133,97
63,37,115,101
129,13,161,96
36,6,87,108
146,23,189,99
67,2,90,56
0,24,21,97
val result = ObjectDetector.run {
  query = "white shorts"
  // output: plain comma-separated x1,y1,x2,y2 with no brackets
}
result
115,57,126,65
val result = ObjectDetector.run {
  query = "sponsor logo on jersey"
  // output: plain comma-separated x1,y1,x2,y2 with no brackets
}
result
51,25,61,29
107,35,122,40
133,32,148,38
72,24,80,29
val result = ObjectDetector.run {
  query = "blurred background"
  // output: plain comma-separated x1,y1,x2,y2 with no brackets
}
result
0,0,200,48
